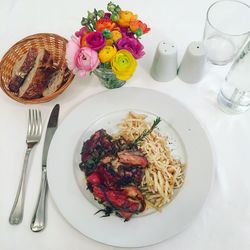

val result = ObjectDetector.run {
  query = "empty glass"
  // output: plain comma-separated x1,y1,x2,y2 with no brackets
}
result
217,40,250,113
203,0,250,65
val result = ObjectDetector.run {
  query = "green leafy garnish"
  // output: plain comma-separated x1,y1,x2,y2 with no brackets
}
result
131,117,161,146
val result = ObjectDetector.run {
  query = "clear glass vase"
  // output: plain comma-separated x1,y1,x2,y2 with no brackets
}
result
93,67,126,89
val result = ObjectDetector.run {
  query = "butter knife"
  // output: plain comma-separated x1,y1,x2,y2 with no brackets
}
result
30,104,60,232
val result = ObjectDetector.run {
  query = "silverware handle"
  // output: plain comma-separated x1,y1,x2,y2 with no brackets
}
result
30,168,48,232
9,148,31,225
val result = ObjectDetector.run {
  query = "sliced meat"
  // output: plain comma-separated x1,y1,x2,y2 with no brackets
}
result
101,156,113,164
97,164,120,187
118,211,133,221
118,165,144,185
8,48,38,93
92,186,142,214
113,137,129,152
87,172,101,186
81,129,113,163
18,49,55,99
92,185,106,201
122,186,143,199
101,156,121,170
118,150,148,167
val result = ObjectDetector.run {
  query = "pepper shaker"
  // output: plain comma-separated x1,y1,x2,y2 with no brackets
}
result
150,41,177,82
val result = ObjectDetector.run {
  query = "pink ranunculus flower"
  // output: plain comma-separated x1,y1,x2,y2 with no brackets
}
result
116,37,145,59
86,31,106,51
74,47,100,77
66,36,80,72
66,36,100,77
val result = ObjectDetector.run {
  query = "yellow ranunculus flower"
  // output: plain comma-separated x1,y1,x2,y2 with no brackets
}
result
111,49,137,80
117,11,137,27
98,46,117,63
111,30,122,42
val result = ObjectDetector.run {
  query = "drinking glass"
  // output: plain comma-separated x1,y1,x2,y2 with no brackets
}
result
203,0,250,65
217,40,250,113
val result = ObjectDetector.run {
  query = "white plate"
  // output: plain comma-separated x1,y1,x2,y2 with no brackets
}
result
47,87,215,248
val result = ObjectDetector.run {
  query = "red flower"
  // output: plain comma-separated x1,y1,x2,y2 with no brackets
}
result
95,18,117,32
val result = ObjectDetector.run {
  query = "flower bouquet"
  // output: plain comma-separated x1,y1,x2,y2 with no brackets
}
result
66,2,150,89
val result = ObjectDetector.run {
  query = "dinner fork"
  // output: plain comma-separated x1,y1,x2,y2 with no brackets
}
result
9,109,42,225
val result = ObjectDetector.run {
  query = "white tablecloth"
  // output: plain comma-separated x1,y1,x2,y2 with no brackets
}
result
1,0,250,249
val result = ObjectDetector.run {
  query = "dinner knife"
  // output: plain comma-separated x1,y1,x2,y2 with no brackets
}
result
30,104,60,232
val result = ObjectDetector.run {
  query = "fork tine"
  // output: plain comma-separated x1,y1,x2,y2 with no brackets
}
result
27,109,31,136
31,110,35,136
38,110,42,136
34,109,39,136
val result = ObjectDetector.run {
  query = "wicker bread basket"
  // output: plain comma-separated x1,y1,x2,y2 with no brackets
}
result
0,33,75,104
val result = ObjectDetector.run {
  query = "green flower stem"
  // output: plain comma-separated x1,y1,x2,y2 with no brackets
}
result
87,23,94,31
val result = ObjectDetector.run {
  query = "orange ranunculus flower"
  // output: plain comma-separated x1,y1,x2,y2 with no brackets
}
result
129,20,150,34
80,33,88,47
95,18,117,32
117,11,137,27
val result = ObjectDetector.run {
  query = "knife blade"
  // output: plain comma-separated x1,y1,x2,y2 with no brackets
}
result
30,104,60,232
42,104,60,168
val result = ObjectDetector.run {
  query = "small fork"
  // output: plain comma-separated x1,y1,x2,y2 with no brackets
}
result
9,109,42,225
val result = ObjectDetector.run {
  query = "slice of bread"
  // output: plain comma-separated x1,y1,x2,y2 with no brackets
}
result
19,49,55,99
8,48,38,93
12,54,26,77
42,65,66,97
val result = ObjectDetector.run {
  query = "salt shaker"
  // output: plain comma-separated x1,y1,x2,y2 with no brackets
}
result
150,41,177,82
178,41,206,83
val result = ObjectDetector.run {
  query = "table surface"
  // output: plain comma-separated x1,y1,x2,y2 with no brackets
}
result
1,0,250,249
